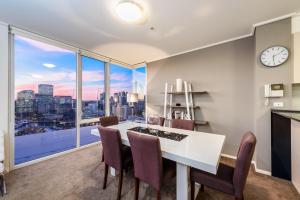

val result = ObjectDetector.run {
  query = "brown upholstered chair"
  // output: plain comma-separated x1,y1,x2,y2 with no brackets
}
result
100,116,119,127
98,126,132,200
171,119,194,131
190,132,256,200
148,117,165,126
99,116,119,162
127,131,174,200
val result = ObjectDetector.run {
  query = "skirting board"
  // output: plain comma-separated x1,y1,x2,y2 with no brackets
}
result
221,153,271,176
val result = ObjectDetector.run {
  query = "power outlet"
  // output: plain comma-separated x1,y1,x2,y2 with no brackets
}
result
273,102,284,107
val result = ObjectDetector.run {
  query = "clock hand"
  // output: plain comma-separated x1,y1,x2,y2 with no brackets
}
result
274,50,284,56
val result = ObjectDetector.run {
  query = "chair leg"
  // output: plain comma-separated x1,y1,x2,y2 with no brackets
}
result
101,151,104,162
134,178,139,200
190,181,195,200
235,196,244,200
200,184,204,192
117,170,123,200
156,190,161,200
0,176,3,197
103,164,108,189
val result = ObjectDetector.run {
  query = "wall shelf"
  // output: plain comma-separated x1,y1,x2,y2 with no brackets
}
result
165,118,208,126
160,91,207,95
154,105,200,109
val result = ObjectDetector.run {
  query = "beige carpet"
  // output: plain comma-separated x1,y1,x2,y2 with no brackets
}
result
3,144,300,200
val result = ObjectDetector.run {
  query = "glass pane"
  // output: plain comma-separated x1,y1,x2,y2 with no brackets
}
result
81,56,105,119
80,56,105,146
80,122,100,146
14,35,77,165
109,64,133,122
133,66,146,122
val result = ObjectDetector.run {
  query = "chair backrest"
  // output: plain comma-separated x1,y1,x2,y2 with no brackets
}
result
127,131,163,191
99,116,119,127
171,119,194,131
98,126,123,170
233,132,256,198
148,117,165,126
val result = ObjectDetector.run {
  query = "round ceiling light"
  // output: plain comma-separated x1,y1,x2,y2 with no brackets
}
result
116,1,143,23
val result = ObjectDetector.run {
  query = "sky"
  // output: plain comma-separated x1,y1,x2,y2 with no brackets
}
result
14,35,145,101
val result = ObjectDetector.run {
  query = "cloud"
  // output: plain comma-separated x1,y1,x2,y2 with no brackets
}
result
17,72,72,85
16,36,72,53
82,85,105,100
77,71,130,82
43,63,56,68
110,73,130,81
69,70,105,82
54,84,76,97
82,71,104,82
31,74,43,79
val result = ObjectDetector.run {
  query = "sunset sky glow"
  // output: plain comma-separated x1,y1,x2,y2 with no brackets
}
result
15,35,145,100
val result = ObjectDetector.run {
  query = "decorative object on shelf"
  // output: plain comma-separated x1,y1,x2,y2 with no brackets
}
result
162,80,208,128
127,92,138,121
260,46,289,67
176,78,183,92
174,111,181,119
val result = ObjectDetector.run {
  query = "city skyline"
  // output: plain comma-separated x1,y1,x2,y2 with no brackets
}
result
13,35,146,164
14,35,144,100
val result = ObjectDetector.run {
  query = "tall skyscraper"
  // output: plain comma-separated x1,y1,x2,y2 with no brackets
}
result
38,84,54,96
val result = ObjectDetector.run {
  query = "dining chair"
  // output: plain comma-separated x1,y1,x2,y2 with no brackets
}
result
100,116,119,127
99,116,119,162
98,126,132,200
148,117,165,126
171,119,194,131
190,132,256,200
127,131,175,200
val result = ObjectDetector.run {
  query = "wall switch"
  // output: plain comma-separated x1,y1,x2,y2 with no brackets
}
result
273,102,284,107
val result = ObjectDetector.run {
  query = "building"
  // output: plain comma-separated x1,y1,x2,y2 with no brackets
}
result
38,84,53,96
15,90,35,115
54,96,72,114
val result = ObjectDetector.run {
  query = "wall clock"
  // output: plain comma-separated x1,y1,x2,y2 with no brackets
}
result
260,46,289,67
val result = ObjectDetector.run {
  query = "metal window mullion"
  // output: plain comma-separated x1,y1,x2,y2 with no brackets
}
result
76,53,82,148
105,62,110,116
144,63,148,119
8,32,15,170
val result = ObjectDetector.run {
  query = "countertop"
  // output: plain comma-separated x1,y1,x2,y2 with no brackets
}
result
272,108,300,122
271,108,300,113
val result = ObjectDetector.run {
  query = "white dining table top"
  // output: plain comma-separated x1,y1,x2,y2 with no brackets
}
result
108,122,225,174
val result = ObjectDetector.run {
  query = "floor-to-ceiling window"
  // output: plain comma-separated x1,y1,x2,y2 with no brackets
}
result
132,66,146,122
11,30,147,167
14,35,77,164
80,56,105,146
109,63,133,121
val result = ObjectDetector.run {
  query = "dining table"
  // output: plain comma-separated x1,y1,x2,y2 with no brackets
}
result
99,122,225,200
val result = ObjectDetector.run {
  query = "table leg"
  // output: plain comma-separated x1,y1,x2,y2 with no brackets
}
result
176,162,189,200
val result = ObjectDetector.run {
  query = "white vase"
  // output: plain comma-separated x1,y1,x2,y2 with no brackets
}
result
176,79,183,92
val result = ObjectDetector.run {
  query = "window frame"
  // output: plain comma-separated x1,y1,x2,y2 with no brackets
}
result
8,28,147,170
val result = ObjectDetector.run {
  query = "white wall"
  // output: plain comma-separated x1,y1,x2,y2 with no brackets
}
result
254,19,293,172
147,37,255,157
292,15,300,83
0,22,10,171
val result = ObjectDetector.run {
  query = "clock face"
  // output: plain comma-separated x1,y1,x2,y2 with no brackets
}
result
260,46,289,67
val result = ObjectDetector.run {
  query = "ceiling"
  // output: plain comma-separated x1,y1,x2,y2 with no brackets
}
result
0,0,300,65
